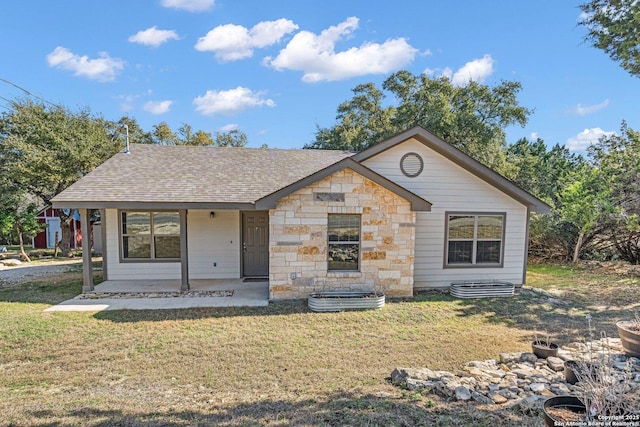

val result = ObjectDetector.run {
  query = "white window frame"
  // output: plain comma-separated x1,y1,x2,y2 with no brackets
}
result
327,214,361,272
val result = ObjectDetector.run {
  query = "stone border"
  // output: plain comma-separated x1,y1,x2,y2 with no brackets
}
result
75,290,234,300
391,338,640,413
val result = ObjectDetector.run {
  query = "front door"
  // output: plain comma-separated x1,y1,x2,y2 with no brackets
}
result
242,211,269,277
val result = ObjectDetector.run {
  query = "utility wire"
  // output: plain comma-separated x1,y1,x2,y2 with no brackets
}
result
0,77,59,108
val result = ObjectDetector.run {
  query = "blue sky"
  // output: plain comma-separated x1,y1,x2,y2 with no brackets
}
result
1,0,638,151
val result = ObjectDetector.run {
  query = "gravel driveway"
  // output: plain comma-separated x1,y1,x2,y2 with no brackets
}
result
0,259,83,285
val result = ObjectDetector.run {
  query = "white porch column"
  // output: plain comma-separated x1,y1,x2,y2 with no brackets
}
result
180,209,189,291
79,208,94,292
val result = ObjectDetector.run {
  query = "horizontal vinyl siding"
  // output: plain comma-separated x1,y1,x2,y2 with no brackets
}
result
104,209,180,280
104,209,241,281
363,138,528,288
187,210,240,279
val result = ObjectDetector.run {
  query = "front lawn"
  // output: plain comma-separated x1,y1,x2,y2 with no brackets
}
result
0,263,637,426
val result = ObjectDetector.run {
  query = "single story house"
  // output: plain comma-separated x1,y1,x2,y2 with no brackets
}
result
52,126,550,298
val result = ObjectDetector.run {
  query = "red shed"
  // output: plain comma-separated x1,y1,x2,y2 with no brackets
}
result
32,207,83,249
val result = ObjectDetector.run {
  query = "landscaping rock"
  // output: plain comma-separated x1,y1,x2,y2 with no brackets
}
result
0,258,22,267
491,393,508,404
499,352,522,364
546,356,565,371
471,391,493,404
391,337,640,407
529,383,546,392
520,352,538,363
455,386,471,401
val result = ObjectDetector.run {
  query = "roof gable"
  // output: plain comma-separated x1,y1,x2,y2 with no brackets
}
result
255,157,432,211
352,126,551,213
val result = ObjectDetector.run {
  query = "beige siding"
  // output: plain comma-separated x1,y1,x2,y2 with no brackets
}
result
104,209,240,281
104,209,180,280
187,210,240,279
362,138,528,288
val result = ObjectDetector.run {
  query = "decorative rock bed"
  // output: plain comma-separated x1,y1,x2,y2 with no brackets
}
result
75,290,234,299
391,337,640,413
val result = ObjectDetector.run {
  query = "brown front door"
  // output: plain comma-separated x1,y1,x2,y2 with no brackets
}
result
242,211,269,277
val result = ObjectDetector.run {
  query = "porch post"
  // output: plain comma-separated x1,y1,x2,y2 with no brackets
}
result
100,209,108,281
79,208,94,292
180,209,189,291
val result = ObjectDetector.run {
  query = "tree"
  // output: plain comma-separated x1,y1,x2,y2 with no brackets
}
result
506,137,592,261
151,122,179,145
559,167,612,263
589,122,640,262
308,71,531,172
0,98,121,257
150,122,248,147
0,174,44,261
214,129,248,147
178,123,214,146
113,116,153,145
306,83,395,152
580,0,640,77
0,200,42,262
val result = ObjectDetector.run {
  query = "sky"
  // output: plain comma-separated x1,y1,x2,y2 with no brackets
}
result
1,0,638,152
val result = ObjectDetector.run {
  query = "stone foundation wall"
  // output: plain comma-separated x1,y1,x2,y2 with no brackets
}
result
269,168,415,299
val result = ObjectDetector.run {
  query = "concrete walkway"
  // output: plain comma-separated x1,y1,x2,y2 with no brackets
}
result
44,279,269,312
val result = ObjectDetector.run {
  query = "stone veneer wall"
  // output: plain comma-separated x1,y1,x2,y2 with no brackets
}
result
269,168,416,300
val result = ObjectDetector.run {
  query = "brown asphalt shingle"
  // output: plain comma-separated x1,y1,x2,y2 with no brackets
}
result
53,144,353,205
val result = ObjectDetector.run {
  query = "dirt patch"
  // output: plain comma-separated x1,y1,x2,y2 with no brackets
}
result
0,259,84,285
580,260,640,276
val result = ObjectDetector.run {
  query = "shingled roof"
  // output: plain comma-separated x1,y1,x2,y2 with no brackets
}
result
53,144,354,209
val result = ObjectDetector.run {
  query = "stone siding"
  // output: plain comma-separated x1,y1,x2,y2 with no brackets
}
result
269,168,415,299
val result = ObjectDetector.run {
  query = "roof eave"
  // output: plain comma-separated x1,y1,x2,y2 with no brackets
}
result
51,200,256,210
353,126,552,214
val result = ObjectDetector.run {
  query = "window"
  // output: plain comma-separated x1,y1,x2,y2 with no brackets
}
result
121,211,181,260
446,213,504,266
328,214,360,271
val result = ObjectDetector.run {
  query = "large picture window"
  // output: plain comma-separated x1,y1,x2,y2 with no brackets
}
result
328,214,360,271
121,211,181,260
446,213,505,267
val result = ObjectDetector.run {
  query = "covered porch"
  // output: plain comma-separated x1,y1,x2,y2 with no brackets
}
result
45,278,269,312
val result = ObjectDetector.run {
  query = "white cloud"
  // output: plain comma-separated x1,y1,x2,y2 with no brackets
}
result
450,54,495,86
195,19,298,61
219,123,239,132
265,17,418,82
566,127,615,152
46,46,125,82
161,0,214,12
529,132,539,141
143,100,173,114
115,93,140,112
193,86,275,116
129,26,179,47
571,99,610,116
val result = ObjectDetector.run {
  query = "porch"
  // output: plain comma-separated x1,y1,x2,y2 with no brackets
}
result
44,278,269,312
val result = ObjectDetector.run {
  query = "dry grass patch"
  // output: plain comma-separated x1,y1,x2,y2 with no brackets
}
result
0,263,637,426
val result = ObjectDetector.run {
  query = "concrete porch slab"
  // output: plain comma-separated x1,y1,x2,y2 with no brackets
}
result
44,278,269,312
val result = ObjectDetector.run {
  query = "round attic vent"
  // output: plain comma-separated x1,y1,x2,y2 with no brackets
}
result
400,152,423,177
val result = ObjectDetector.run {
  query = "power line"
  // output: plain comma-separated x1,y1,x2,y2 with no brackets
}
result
0,77,59,108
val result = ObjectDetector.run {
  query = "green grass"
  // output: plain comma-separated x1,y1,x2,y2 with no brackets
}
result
0,263,638,426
